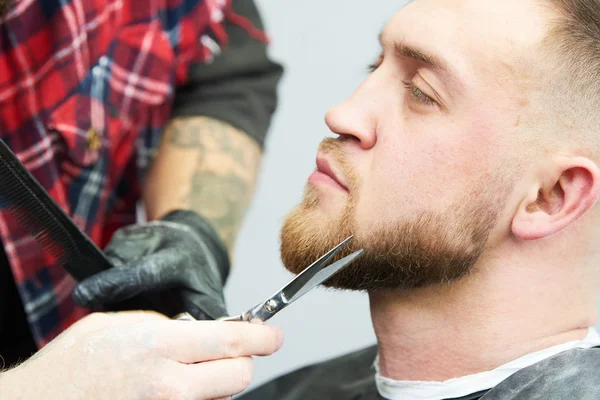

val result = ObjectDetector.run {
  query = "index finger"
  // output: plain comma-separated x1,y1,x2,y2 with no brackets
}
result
151,320,284,364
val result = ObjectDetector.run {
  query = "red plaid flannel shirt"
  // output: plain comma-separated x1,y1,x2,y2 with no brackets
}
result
0,0,249,347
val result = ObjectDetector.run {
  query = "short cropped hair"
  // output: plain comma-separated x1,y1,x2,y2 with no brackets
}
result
538,0,600,150
544,0,600,110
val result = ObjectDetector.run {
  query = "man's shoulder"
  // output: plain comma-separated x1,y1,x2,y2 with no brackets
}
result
238,345,380,400
483,346,600,400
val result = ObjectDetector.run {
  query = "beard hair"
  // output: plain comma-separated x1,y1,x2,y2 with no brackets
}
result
280,138,512,292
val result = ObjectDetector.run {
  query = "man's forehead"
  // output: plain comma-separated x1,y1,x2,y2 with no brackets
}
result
380,0,554,81
385,0,552,42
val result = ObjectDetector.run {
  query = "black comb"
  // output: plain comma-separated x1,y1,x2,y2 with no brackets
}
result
0,139,113,281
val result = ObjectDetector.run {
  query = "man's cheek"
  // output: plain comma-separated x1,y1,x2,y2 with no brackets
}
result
354,192,392,232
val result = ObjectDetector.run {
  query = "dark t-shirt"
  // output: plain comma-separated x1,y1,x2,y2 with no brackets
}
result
0,241,37,368
238,345,600,400
0,0,281,366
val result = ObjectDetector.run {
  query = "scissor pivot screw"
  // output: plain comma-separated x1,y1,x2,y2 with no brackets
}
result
265,299,278,312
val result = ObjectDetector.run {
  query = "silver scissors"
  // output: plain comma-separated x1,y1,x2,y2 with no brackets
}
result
175,236,363,323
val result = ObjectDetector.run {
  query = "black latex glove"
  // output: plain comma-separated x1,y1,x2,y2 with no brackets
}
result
72,210,230,320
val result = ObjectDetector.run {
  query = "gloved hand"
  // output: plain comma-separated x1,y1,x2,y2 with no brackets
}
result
72,210,230,320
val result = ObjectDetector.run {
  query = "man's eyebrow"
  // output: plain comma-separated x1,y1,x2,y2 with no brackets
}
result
395,42,448,71
377,33,459,82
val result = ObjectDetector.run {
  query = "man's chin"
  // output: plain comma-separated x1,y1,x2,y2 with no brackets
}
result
279,198,356,279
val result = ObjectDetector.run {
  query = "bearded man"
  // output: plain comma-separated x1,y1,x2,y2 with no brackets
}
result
240,0,600,398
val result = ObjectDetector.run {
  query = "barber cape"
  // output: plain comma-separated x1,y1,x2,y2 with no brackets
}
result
238,327,600,400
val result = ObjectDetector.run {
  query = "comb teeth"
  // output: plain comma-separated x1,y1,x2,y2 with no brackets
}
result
0,160,74,264
0,141,113,281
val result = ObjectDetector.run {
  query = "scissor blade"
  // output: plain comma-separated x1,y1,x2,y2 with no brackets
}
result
277,236,353,302
286,249,364,304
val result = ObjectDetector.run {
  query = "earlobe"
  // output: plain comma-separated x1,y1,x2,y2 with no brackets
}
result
512,157,600,241
512,187,553,240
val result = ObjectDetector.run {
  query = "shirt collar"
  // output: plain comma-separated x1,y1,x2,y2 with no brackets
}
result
374,327,600,400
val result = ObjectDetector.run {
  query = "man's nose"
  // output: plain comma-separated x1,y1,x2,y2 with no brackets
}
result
324,87,379,150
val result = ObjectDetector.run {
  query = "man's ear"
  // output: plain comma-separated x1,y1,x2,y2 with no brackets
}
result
512,157,600,240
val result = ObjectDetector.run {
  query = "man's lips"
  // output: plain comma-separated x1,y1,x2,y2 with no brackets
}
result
309,156,349,192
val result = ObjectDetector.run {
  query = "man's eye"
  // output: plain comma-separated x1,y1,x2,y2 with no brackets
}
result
367,55,383,73
368,63,380,72
402,80,437,107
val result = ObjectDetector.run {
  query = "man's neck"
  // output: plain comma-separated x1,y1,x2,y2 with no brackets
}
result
369,253,595,382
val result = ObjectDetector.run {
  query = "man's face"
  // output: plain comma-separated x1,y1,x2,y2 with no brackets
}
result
281,0,554,291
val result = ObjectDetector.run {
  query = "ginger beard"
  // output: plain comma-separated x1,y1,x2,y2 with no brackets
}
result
280,138,513,292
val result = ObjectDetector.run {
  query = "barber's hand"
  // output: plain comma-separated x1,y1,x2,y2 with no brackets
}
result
0,311,283,400
72,210,230,320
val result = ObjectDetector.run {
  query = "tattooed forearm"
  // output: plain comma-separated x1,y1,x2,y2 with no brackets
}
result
144,116,262,251
168,118,252,164
168,121,205,147
186,170,248,248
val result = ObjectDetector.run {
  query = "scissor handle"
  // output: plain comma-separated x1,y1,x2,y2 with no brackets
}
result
244,292,289,323
217,314,247,322
217,308,268,324
173,312,249,323
173,312,196,321
174,295,285,324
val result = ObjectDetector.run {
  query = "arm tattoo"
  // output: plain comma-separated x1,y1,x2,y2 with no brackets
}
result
163,117,261,250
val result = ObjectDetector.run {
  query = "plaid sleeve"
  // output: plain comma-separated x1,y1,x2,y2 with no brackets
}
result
170,0,283,148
